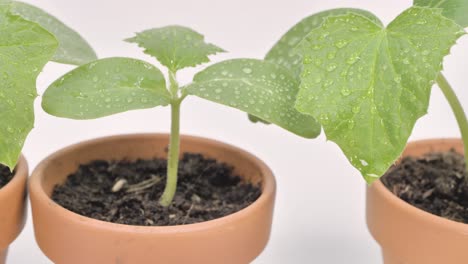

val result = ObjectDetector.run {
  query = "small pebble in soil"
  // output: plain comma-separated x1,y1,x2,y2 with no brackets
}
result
0,164,13,189
382,150,468,223
52,153,261,226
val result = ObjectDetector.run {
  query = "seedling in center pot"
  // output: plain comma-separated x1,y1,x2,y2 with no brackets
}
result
0,1,96,179
42,26,321,206
251,1,468,185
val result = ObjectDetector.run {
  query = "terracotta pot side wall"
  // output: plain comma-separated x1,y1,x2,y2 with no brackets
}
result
30,134,276,264
0,248,6,264
367,139,468,264
0,156,28,252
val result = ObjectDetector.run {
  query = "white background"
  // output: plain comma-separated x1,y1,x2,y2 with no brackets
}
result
7,0,468,263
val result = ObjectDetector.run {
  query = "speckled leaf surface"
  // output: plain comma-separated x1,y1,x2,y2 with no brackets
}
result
265,8,382,78
295,7,465,182
185,59,321,138
126,26,225,72
248,8,380,126
0,5,57,168
415,0,468,27
11,1,97,65
42,57,170,119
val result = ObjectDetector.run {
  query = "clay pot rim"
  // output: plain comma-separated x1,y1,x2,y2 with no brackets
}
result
0,155,28,201
30,133,276,234
372,137,468,232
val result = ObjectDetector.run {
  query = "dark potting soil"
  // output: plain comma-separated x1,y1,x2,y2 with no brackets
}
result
0,164,13,189
382,150,468,223
51,153,261,226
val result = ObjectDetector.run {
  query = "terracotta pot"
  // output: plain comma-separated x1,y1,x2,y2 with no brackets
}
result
30,134,276,264
367,138,468,264
0,155,28,264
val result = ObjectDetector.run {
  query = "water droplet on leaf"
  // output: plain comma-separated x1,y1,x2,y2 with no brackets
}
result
335,40,348,49
341,89,351,96
327,63,337,72
242,68,252,74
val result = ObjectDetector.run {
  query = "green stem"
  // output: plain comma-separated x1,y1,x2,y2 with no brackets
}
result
436,73,468,175
159,71,182,207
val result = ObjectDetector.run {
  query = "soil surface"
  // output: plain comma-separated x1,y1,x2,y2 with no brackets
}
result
0,164,13,189
52,153,261,226
382,150,468,223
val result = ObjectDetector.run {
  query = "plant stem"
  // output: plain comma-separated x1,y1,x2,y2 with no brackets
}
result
159,72,182,207
436,73,468,176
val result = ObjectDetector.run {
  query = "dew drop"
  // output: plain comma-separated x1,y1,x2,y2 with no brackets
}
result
348,120,355,129
104,98,111,103
324,79,334,87
402,58,410,65
242,68,252,74
127,98,133,103
312,44,322,50
314,58,323,66
141,98,148,103
394,76,402,83
327,63,337,72
327,52,336,59
334,40,348,49
221,70,228,76
352,106,361,113
303,56,312,64
92,76,99,82
416,19,427,25
341,88,351,96
215,88,222,93
346,55,359,65
314,77,322,84
288,37,300,46
319,114,330,124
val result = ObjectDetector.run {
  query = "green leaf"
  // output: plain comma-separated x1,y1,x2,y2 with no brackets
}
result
248,8,381,127
414,0,468,27
0,5,57,168
126,26,225,72
265,8,382,77
11,1,97,65
42,57,171,119
295,7,465,183
185,59,321,138
248,114,271,124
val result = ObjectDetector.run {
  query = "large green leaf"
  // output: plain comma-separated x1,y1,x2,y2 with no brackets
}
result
265,8,382,78
185,59,321,138
126,26,225,72
248,8,381,126
0,5,57,168
295,7,465,183
11,1,97,65
42,57,171,119
415,0,468,27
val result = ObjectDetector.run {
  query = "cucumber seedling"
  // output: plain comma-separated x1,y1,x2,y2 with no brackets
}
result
41,26,321,206
260,1,468,183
